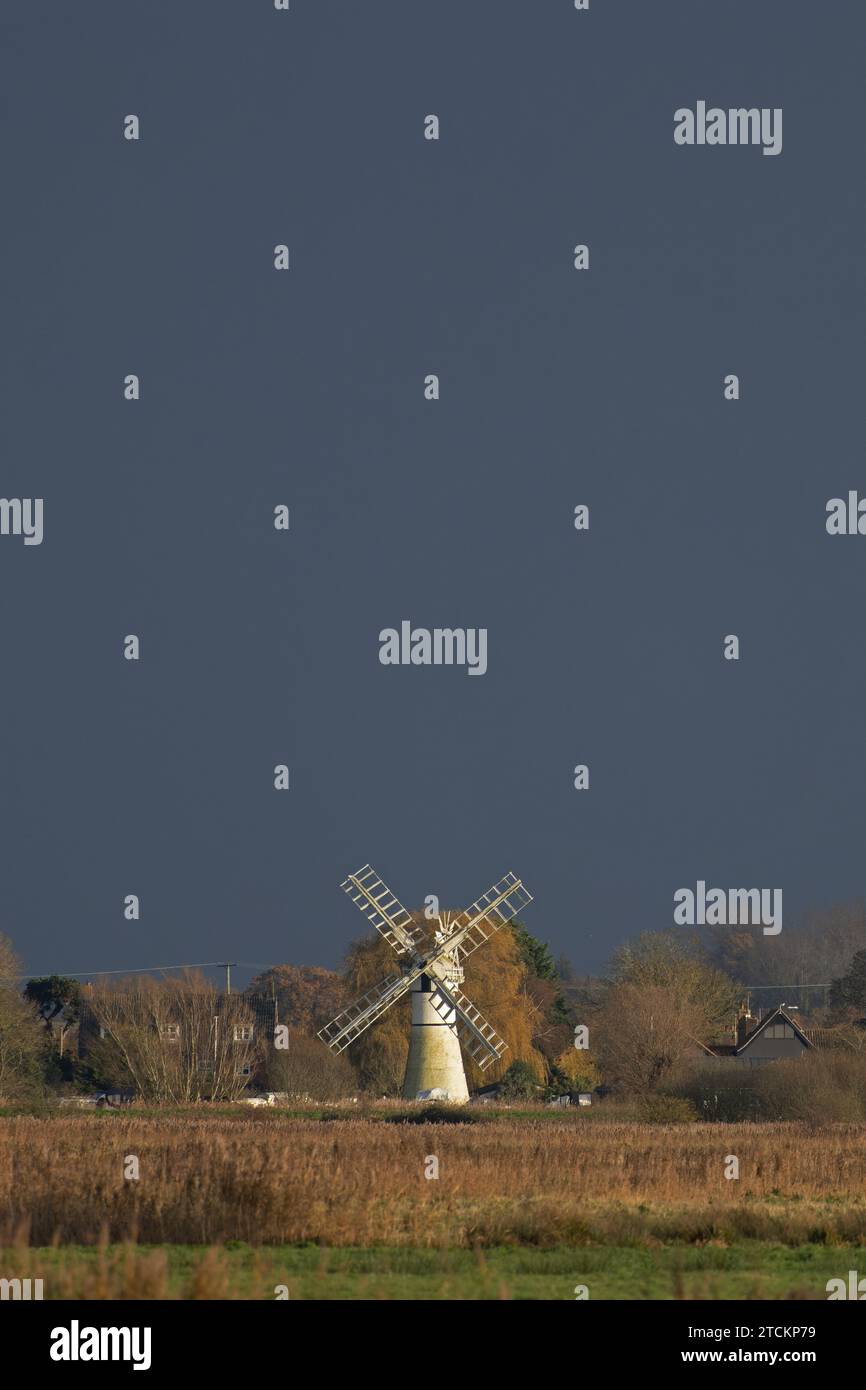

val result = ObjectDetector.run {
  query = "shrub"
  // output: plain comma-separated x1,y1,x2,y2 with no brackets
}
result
753,1053,866,1123
664,1064,763,1122
665,1051,866,1123
639,1095,699,1124
499,1060,541,1100
266,1029,357,1101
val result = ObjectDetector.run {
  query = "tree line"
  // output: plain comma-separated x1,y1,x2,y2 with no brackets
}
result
3,900,866,1103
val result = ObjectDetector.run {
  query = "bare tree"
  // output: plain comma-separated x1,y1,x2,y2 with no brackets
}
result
89,972,264,1102
266,1028,356,1100
595,981,706,1093
609,931,740,1036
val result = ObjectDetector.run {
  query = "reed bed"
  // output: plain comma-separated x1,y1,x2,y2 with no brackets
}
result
2,1115,866,1248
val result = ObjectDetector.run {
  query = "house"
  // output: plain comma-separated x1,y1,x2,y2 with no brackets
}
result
77,992,277,1090
79,992,275,1047
703,1005,814,1067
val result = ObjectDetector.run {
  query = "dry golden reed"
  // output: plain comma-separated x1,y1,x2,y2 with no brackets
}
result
2,1114,866,1248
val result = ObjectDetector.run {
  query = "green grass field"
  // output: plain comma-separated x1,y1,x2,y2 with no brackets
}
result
3,1241,857,1300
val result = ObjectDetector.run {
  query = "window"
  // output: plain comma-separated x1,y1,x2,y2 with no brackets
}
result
159,1023,180,1042
233,1024,254,1043
765,1022,794,1039
236,1062,253,1077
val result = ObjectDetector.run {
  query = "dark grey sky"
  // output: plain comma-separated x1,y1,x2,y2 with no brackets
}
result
3,1,864,986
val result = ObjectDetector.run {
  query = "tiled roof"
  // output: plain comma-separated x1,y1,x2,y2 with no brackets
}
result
801,1027,856,1050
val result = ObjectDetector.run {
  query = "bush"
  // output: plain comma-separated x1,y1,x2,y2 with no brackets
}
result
499,1060,541,1101
753,1052,866,1123
639,1095,699,1124
664,1064,763,1122
266,1029,357,1101
664,1051,866,1123
385,1104,483,1125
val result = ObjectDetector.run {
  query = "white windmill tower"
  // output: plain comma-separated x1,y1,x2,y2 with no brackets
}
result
318,865,533,1102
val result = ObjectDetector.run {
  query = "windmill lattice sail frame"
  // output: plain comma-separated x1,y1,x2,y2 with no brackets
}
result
317,866,533,1078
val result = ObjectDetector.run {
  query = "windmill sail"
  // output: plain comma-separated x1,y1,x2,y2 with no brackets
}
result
317,965,420,1054
445,872,533,962
427,976,509,1070
341,865,424,955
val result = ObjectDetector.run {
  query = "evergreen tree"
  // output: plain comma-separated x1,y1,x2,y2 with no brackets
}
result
512,923,558,981
499,1059,540,1100
24,975,82,1028
830,948,866,1011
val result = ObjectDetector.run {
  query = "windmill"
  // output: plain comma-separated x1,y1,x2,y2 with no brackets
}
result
318,865,533,1102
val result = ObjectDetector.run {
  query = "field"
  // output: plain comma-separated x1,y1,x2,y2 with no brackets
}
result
2,1104,865,1299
